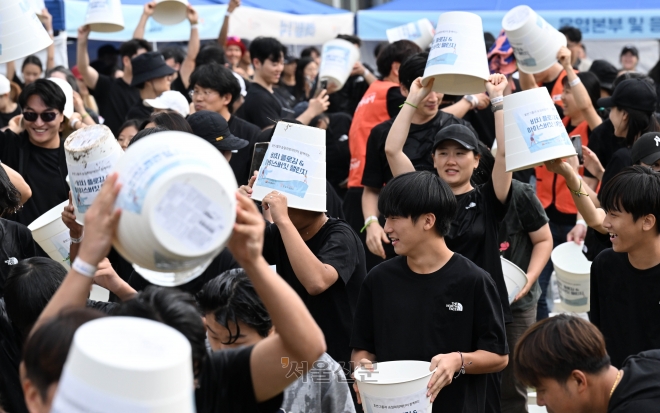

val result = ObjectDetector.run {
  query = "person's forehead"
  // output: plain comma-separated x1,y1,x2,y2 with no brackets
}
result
25,94,52,108
436,140,466,149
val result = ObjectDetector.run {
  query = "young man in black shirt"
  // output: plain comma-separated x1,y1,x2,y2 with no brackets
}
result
124,52,175,122
515,314,660,413
351,171,508,413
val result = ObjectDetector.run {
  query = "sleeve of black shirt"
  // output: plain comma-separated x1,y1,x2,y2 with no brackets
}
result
315,222,359,285
473,268,509,355
243,94,281,130
349,274,376,354
482,179,512,222
589,256,600,328
86,300,119,314
261,222,278,265
89,73,111,97
516,183,549,233
361,125,386,188
386,86,405,119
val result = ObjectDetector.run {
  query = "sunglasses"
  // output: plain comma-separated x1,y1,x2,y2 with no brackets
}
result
23,111,59,122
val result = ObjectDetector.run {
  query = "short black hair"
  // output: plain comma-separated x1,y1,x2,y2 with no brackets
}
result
161,46,185,65
249,37,286,65
559,26,582,43
300,46,320,59
196,269,272,344
45,66,80,93
378,171,457,236
21,55,43,72
190,63,241,110
119,38,153,58
337,34,362,47
600,166,660,232
18,78,66,114
195,44,227,67
377,40,422,78
127,126,170,147
141,111,192,133
398,52,428,92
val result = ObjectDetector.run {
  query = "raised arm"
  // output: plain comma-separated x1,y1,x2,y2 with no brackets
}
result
2,163,31,205
179,5,200,89
485,74,511,204
76,25,99,90
217,0,240,47
40,9,56,70
228,192,326,402
558,47,602,131
440,93,490,118
133,2,155,40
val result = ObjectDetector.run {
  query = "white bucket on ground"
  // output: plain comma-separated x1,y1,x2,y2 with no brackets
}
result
112,131,237,275
27,200,71,269
354,360,434,413
551,242,591,312
84,0,125,33
502,5,567,74
422,12,490,96
0,0,53,64
503,87,576,172
319,38,360,91
386,19,435,49
501,257,528,304
51,317,194,413
65,125,123,225
153,0,189,26
252,122,326,212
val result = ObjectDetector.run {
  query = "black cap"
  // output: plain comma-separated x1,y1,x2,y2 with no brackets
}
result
632,132,660,166
596,78,657,112
130,52,176,86
588,60,618,91
432,124,479,152
187,111,249,152
620,45,639,57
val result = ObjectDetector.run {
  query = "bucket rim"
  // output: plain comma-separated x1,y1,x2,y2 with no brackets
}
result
354,360,436,385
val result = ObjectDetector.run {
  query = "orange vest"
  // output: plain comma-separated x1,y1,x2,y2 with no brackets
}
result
534,118,590,215
538,69,569,108
347,80,399,188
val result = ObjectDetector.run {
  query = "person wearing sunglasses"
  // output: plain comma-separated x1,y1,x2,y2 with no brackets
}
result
0,79,70,226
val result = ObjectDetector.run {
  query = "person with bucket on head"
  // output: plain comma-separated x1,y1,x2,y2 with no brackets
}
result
515,314,660,412
76,26,152,135
124,52,176,123
197,269,356,413
620,45,639,72
350,171,509,413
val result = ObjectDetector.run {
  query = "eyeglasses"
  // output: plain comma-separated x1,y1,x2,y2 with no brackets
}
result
189,89,218,98
23,111,59,122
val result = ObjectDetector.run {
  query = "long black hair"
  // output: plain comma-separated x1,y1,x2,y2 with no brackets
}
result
293,57,317,102
0,166,22,217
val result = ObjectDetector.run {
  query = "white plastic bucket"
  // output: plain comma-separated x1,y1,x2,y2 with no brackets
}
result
502,5,567,74
132,259,212,287
0,0,53,64
153,0,189,26
501,257,528,304
354,360,434,413
27,200,71,269
25,0,45,15
52,317,194,413
503,87,576,172
252,122,326,212
84,0,125,33
65,125,123,225
422,12,490,96
386,19,435,49
112,131,237,274
319,38,360,91
551,242,591,312
48,77,74,118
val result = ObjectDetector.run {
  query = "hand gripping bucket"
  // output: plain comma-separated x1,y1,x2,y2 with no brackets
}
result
422,12,490,96
354,360,435,413
84,0,125,33
0,0,53,64
65,125,123,225
386,19,435,49
502,5,567,74
501,257,528,304
551,242,592,312
27,200,71,269
153,0,189,26
319,38,361,91
503,87,576,172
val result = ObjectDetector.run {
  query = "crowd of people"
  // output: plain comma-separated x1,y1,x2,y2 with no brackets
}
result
1,1,660,412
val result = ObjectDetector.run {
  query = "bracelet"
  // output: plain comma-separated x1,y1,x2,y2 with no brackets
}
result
360,215,379,233
491,104,503,113
399,101,418,109
453,351,473,379
569,77,581,87
576,219,587,227
463,94,478,109
70,118,80,129
490,96,504,105
363,67,370,77
81,112,89,119
567,180,589,197
191,23,199,29
225,11,232,17
72,257,97,278
70,232,84,244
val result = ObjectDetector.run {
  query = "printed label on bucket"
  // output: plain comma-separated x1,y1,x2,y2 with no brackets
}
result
50,231,71,267
556,277,590,307
513,101,571,153
88,0,111,13
426,25,464,67
69,151,121,214
362,388,428,413
509,40,537,67
255,136,319,199
321,45,351,73
389,21,423,41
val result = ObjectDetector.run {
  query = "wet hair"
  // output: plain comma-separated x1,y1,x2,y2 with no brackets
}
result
0,167,22,216
196,269,272,344
45,66,80,94
115,286,207,377
119,38,152,58
141,111,192,133
18,78,66,113
378,171,457,236
559,26,582,43
300,46,320,60
337,34,362,47
398,52,429,92
118,119,141,135
21,55,43,73
562,71,601,109
4,257,67,341
249,37,286,65
377,40,422,78
514,314,610,388
127,126,170,147
600,165,660,233
189,63,241,110
161,46,185,65
22,308,106,400
293,57,317,101
471,141,495,187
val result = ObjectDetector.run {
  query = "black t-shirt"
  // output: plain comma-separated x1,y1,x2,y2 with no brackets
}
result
350,254,508,413
327,74,370,116
0,130,69,226
0,105,21,128
171,74,192,103
361,112,476,188
0,219,47,297
590,249,660,368
385,87,405,119
125,101,153,123
609,350,660,412
89,74,140,135
601,147,632,193
237,83,294,129
263,218,366,367
585,119,624,179
228,115,264,185
196,345,283,413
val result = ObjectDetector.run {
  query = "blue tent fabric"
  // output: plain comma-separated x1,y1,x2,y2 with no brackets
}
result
115,0,345,14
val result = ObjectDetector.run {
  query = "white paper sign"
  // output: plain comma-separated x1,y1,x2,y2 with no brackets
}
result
362,388,429,413
426,24,465,67
69,151,121,214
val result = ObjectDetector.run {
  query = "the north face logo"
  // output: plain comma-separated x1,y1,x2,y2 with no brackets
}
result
446,302,463,312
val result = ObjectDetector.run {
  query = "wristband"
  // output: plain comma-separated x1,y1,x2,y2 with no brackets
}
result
225,11,232,17
569,77,581,87
490,96,504,105
72,257,97,278
491,104,503,113
463,94,478,109
191,23,199,29
363,67,370,77
399,101,418,109
70,118,80,129
360,215,379,233
576,219,587,227
70,232,84,244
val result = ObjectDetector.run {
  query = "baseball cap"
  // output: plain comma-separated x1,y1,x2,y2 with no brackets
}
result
144,91,190,117
588,60,618,91
0,74,10,95
131,52,176,87
632,132,660,166
187,110,249,152
432,124,479,152
596,78,657,112
620,45,639,57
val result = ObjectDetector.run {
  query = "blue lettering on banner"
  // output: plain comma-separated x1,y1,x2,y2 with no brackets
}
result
557,15,660,37
280,21,316,39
